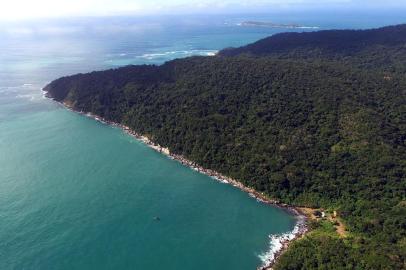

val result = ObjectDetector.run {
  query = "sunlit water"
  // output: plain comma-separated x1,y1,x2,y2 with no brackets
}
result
0,13,404,270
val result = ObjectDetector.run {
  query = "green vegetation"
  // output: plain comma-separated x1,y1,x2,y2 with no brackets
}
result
45,25,406,269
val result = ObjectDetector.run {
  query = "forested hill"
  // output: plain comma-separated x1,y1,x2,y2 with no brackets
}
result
45,25,406,269
219,24,406,66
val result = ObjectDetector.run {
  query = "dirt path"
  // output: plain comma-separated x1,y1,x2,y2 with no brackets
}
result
328,216,347,237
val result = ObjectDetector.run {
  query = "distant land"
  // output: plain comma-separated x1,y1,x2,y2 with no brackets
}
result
238,21,319,29
45,25,406,270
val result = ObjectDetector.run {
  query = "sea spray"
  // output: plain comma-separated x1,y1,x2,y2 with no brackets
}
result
257,215,307,270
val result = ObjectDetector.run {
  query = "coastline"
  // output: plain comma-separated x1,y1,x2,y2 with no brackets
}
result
47,95,309,270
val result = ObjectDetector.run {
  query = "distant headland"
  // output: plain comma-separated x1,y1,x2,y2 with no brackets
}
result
238,21,319,29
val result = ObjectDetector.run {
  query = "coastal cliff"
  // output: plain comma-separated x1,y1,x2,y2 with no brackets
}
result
45,25,406,269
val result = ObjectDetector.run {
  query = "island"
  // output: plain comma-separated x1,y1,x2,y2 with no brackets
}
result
44,24,406,270
238,20,318,29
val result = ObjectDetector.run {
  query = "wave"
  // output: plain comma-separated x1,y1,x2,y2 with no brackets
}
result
16,94,36,101
138,50,218,60
296,26,320,29
258,215,306,269
16,86,44,101
206,51,217,56
104,50,218,66
0,84,33,92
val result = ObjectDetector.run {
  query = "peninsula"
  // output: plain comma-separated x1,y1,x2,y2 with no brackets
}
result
45,25,406,269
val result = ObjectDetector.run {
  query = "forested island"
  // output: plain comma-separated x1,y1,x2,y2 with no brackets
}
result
45,24,406,269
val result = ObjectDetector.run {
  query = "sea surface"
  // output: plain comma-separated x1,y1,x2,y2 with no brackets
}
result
0,12,404,270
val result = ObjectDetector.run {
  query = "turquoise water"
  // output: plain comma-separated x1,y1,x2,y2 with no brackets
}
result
1,13,405,270
0,108,295,269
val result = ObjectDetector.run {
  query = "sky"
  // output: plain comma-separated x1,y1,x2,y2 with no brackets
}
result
1,0,406,20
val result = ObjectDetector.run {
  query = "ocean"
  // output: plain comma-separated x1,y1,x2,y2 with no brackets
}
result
0,12,404,270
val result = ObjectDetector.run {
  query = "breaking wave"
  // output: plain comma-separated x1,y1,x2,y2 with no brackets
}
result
258,215,306,268
138,50,218,60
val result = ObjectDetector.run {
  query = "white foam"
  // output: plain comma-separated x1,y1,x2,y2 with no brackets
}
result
138,50,218,60
41,89,47,99
258,216,306,268
296,26,320,29
16,94,36,101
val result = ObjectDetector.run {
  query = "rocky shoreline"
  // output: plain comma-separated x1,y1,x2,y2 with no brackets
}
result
258,213,308,270
49,96,309,270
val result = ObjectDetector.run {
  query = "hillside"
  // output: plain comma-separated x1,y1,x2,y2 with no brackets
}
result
45,25,406,269
219,24,406,72
219,24,406,56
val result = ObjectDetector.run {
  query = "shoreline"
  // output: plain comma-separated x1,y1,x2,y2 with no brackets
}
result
48,95,309,270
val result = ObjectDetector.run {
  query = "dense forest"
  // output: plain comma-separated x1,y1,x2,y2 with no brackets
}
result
45,25,406,269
